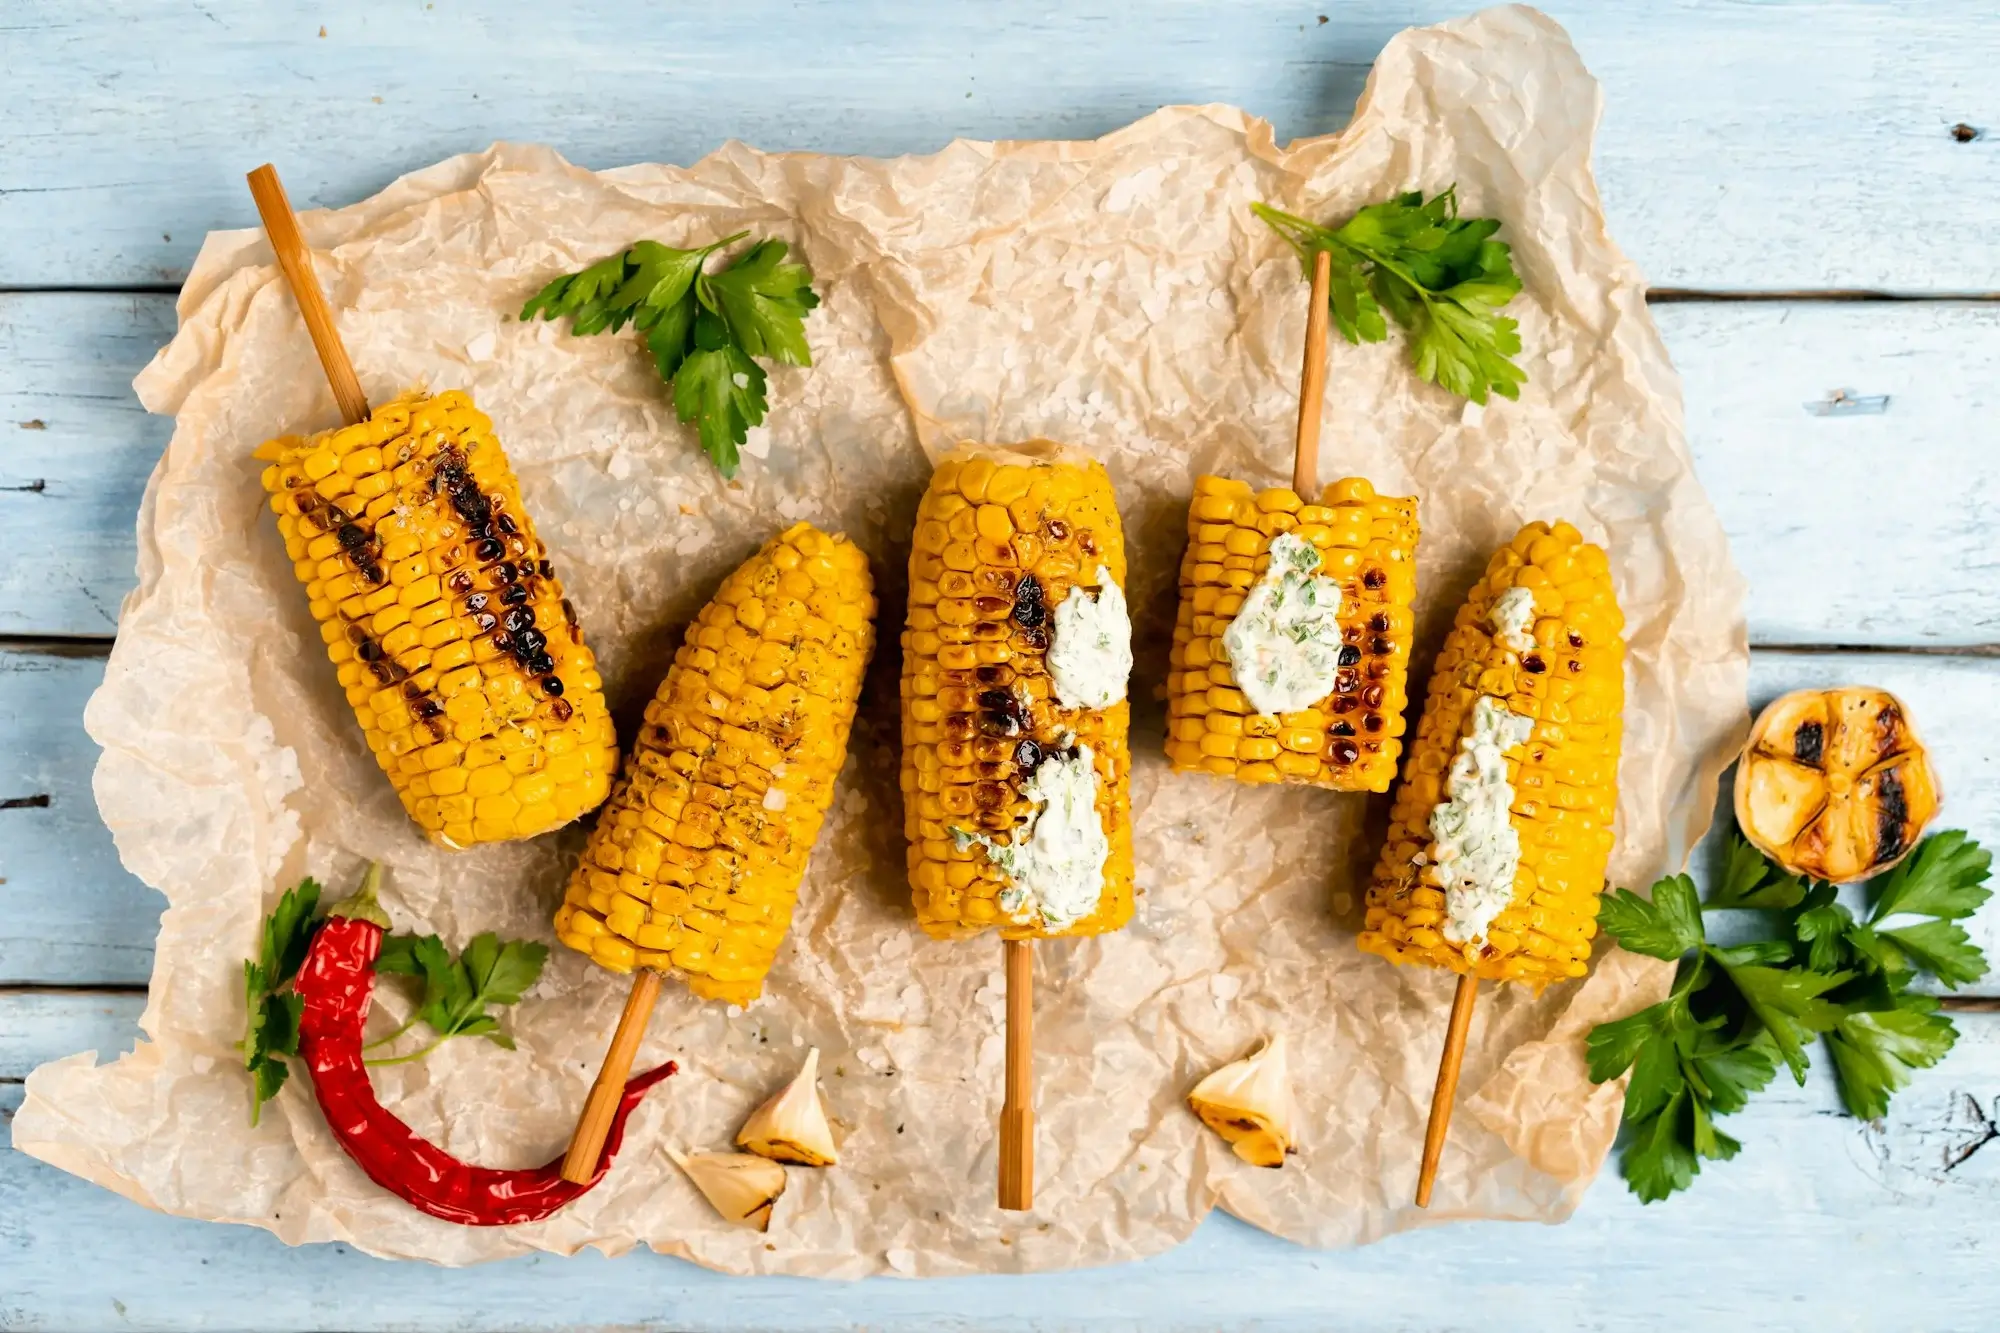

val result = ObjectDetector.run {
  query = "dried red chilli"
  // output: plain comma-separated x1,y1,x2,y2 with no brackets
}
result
295,869,674,1226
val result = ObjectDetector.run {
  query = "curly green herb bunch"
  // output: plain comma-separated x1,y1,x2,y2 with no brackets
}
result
1587,830,1992,1201
1254,187,1525,404
521,233,820,477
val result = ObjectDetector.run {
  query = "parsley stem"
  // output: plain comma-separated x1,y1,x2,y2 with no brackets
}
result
364,1036,447,1068
361,1013,420,1052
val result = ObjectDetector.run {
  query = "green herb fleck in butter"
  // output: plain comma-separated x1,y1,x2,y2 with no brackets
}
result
1220,532,1345,716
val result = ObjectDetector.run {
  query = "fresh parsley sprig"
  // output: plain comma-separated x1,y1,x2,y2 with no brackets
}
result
1253,187,1526,404
1588,830,1992,1201
240,877,323,1125
366,931,549,1066
520,233,820,478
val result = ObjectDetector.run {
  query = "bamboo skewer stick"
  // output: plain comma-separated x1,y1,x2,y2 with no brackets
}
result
1416,974,1479,1208
246,165,371,427
998,937,1036,1210
562,970,663,1184
1292,248,1333,495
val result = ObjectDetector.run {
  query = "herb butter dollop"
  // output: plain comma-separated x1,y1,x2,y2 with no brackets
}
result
1432,697,1536,944
1047,567,1132,710
1220,532,1346,716
954,746,1108,931
1489,585,1537,654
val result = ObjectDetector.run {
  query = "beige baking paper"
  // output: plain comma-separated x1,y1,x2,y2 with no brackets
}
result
15,5,1747,1272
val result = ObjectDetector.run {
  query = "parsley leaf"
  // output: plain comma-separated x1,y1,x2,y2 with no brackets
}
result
1686,1030,1779,1115
240,877,323,1125
1597,874,1705,960
1869,829,1994,923
1623,1090,1700,1204
1717,962,1849,1083
1790,882,1856,973
366,931,549,1065
1827,1002,1957,1121
1880,918,1987,990
1253,188,1526,404
520,230,816,477
1705,832,1806,910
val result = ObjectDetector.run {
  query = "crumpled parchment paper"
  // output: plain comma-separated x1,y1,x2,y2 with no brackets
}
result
15,5,1748,1272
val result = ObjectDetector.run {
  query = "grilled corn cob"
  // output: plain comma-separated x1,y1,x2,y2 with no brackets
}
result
554,523,875,1003
255,389,619,847
900,442,1135,940
1357,520,1625,985
1165,476,1418,792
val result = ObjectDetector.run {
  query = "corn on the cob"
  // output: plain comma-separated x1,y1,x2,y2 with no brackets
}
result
554,523,875,1004
1164,476,1417,793
1357,520,1625,985
255,389,619,848
900,442,1135,941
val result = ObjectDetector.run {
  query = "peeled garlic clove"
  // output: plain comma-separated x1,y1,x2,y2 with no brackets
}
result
737,1046,840,1166
1186,1033,1296,1168
668,1148,787,1230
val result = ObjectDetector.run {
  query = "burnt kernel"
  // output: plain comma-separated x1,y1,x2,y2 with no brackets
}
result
1362,741,1381,754
975,665,1012,685
549,698,574,722
538,559,554,579
500,584,530,606
345,623,371,645
503,606,536,634
1568,630,1585,649
974,594,1015,620
413,698,444,720
1045,520,1071,542
976,689,1015,711
527,653,555,676
489,631,515,655
475,537,506,562
1343,626,1363,644
1336,644,1361,668
336,523,367,548
355,638,383,662
1522,653,1547,674
1369,635,1393,656
296,492,325,511
979,709,1023,736
421,717,448,743
1331,720,1356,737
1568,659,1584,673
356,562,385,585
1331,739,1362,765
471,611,498,633
492,561,519,584
972,782,1008,811
541,674,565,698
1017,626,1050,652
402,681,424,699
1792,721,1825,767
1079,531,1098,557
974,761,1008,781
1365,658,1389,680
561,597,580,626
1361,683,1385,709
497,513,519,536
1013,738,1043,770
1011,575,1046,628
1367,612,1391,634
1362,568,1386,590
517,628,548,657
1334,668,1359,694
464,592,490,613
369,660,403,685
1362,713,1384,733
1331,696,1357,715
447,570,475,595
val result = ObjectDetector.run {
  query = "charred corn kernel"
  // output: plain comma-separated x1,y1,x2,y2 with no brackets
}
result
555,524,875,1004
900,441,1135,941
259,390,617,847
1164,475,1417,792
1357,521,1625,986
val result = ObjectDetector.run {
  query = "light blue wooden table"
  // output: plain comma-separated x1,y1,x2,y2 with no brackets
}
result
6,3,2000,1329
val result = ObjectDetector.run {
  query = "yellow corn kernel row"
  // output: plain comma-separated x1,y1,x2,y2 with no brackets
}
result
1357,521,1625,984
899,442,1135,941
255,390,619,847
555,523,875,1004
1164,475,1418,793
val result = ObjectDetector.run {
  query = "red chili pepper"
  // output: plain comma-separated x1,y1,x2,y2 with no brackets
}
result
294,867,674,1226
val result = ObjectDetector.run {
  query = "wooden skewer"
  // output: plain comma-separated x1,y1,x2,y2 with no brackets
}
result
245,165,371,426
997,937,1035,1210
1292,248,1333,495
1415,974,1479,1208
561,969,663,1185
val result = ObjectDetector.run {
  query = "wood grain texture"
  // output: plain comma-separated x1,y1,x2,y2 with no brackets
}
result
0,294,175,637
6,986,2000,1330
7,295,2000,643
2,1,1997,292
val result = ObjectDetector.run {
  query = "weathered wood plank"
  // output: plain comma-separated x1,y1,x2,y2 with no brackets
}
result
0,293,175,637
6,294,2000,643
5,644,1996,988
1,1,1996,293
0,650,163,986
5,986,1999,1329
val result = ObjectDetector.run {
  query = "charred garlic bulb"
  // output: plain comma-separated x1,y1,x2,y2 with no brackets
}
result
668,1148,788,1231
737,1046,840,1167
1186,1033,1297,1168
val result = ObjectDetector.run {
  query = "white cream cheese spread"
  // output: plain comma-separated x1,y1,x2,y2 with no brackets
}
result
1047,566,1132,710
1220,532,1345,716
954,746,1109,930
